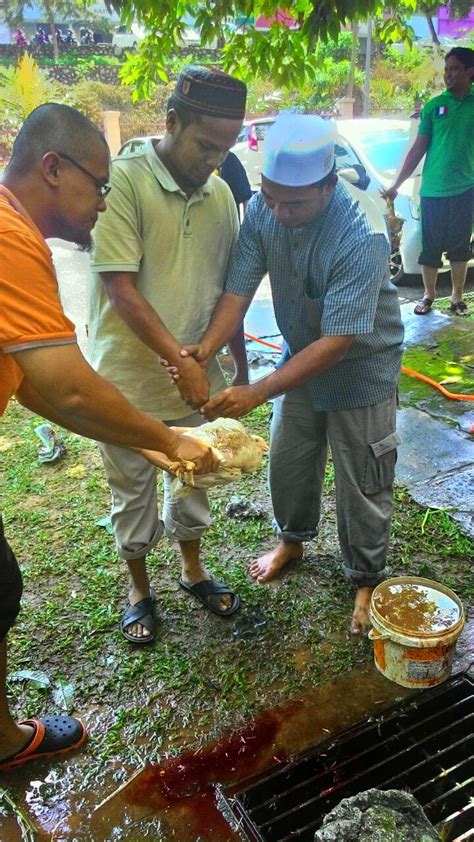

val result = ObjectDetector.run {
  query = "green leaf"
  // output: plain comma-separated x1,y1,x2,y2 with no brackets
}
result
10,668,51,689
52,677,75,711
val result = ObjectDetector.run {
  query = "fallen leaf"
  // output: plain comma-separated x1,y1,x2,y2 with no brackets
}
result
10,669,51,689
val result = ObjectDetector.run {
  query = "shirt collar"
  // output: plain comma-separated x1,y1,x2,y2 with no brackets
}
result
144,139,213,200
0,184,51,253
444,87,474,101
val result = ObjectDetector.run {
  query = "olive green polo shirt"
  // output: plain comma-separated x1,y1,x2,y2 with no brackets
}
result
88,140,239,419
418,87,474,197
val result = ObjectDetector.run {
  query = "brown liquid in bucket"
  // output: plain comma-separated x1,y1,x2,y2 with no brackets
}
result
373,582,461,635
369,577,464,688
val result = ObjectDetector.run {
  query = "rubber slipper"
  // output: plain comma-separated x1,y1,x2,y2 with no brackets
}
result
121,594,158,644
0,716,87,773
414,296,433,316
178,576,240,617
448,301,469,316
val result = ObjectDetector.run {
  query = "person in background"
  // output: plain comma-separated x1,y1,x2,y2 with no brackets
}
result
217,150,253,385
88,66,248,645
0,103,218,772
383,47,474,316
167,114,404,637
218,150,253,222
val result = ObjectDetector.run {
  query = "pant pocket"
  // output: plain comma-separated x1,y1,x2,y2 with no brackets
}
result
362,432,401,494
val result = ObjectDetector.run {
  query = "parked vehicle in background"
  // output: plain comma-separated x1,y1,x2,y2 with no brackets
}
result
79,27,94,45
117,136,160,157
112,23,145,54
231,117,276,191
12,28,27,46
31,27,49,46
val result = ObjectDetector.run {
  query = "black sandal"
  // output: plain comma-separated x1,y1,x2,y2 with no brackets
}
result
121,595,158,644
414,296,433,316
178,577,240,616
448,301,469,316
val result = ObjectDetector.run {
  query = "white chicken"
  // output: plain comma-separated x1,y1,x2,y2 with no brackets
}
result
169,417,268,498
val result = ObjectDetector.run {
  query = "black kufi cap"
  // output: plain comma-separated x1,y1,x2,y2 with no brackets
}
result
172,65,247,120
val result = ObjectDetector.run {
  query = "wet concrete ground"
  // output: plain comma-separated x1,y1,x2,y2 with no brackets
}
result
1,246,471,841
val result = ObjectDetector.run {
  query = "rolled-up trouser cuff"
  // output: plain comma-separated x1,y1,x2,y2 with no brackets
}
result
116,521,164,561
342,564,388,588
273,520,317,544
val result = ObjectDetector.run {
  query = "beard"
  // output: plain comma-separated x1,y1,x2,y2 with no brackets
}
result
54,216,93,251
76,237,93,252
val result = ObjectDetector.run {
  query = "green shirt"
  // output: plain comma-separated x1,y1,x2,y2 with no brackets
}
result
88,140,239,419
418,87,474,197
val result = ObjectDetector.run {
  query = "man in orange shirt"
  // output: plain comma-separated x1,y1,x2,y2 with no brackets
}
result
0,103,218,772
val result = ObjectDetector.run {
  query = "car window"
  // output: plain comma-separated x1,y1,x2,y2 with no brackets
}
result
334,140,361,171
255,122,273,141
355,129,410,179
235,127,249,143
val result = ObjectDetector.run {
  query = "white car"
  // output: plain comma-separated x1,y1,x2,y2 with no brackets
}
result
112,23,145,54
117,136,160,157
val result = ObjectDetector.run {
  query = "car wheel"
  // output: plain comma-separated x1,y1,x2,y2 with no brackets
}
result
389,249,405,285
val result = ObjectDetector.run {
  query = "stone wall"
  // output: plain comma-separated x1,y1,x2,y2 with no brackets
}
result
0,43,114,60
45,63,122,85
0,44,220,86
0,44,220,63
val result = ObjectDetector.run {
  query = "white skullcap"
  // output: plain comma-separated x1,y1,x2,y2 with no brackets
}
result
262,113,336,187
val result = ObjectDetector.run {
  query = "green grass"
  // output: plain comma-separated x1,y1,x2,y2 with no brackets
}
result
1,396,472,793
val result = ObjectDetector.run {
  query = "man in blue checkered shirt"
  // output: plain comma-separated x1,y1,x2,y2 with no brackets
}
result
169,114,404,635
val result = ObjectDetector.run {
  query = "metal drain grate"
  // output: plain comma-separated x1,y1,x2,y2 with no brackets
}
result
220,666,474,842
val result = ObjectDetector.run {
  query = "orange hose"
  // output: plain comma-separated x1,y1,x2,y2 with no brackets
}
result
401,366,474,402
244,331,282,351
244,332,474,403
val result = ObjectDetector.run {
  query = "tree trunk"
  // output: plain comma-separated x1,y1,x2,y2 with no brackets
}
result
347,20,358,97
421,5,440,45
43,0,59,61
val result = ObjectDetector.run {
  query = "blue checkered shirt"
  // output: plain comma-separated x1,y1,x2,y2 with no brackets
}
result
225,181,404,411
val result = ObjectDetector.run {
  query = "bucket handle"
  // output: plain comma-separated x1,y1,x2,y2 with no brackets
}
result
368,628,390,641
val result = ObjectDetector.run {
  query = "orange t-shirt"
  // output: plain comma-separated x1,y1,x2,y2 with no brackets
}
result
0,185,76,416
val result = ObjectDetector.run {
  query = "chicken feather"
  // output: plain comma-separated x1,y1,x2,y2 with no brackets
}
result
169,418,268,498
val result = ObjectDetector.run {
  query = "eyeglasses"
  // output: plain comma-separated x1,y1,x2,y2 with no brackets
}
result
57,153,111,199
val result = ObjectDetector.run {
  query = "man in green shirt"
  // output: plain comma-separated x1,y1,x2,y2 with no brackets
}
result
383,47,473,315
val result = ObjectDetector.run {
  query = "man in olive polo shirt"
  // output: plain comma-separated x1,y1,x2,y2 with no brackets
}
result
88,67,247,643
383,47,473,316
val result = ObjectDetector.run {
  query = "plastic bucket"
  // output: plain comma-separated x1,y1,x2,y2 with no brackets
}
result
368,577,465,688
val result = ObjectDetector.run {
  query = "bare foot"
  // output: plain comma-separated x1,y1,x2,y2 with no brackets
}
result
349,587,374,636
249,542,303,583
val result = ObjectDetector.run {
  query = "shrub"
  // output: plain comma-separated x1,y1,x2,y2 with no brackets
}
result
65,78,173,139
0,54,64,156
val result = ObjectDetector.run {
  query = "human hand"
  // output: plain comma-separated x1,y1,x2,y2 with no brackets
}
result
160,343,211,386
175,356,210,409
172,433,220,475
141,435,219,476
201,384,262,421
380,186,398,202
